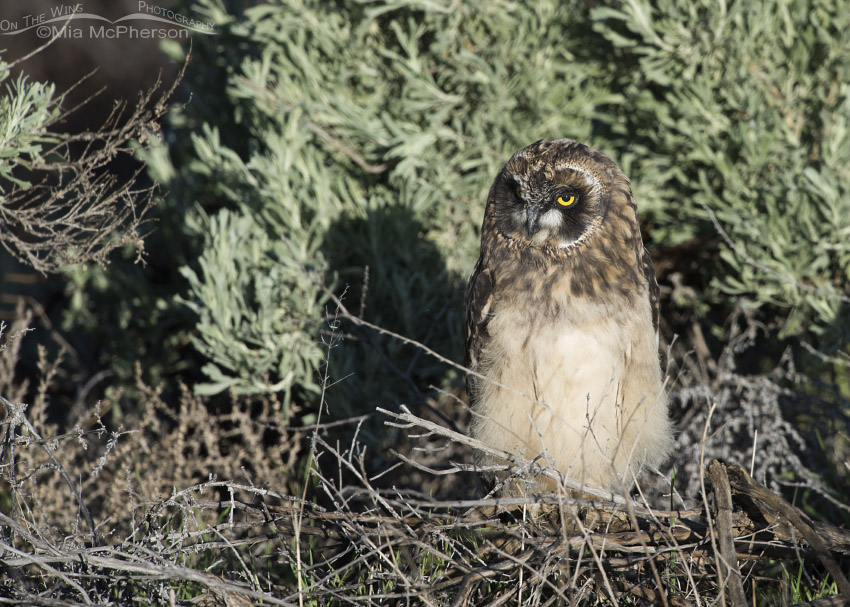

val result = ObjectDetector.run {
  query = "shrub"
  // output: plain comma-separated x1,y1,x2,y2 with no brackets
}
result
64,0,850,421
592,0,850,345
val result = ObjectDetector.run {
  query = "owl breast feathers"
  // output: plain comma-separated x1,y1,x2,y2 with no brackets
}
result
465,138,673,494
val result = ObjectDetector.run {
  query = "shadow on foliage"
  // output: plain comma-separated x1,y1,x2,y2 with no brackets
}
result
321,204,467,448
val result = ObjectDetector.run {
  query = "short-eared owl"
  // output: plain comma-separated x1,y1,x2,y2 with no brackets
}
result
465,139,673,494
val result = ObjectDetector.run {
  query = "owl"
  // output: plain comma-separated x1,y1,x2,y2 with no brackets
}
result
465,138,673,495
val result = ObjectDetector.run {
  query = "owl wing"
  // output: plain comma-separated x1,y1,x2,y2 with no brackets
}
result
641,246,660,335
464,256,495,373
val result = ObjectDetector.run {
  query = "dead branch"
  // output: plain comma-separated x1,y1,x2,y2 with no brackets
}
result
723,463,850,598
4,458,849,604
0,55,188,275
707,460,747,607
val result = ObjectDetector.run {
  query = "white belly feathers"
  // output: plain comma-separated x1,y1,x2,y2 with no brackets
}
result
470,296,669,492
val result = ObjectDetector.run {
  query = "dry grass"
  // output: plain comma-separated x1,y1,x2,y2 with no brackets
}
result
1,305,849,606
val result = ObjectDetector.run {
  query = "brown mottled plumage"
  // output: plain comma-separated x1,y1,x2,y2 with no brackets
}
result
466,139,672,494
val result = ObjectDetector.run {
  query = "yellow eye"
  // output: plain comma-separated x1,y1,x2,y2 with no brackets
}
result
557,194,576,207
515,187,522,199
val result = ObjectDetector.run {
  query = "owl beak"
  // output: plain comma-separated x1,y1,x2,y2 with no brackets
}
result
526,206,542,236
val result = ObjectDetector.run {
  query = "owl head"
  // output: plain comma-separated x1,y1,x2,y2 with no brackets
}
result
485,139,630,253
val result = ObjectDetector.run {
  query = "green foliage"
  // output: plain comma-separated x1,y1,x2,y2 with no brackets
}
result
0,67,58,192
752,562,841,605
592,0,850,344
179,207,324,399
64,0,850,418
